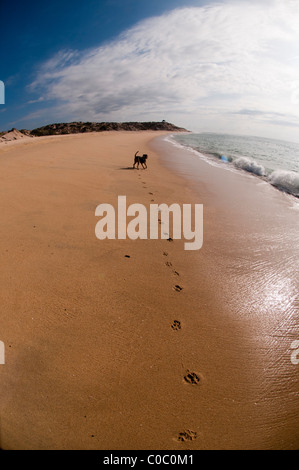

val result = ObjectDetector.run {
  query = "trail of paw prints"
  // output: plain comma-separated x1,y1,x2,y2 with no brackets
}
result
162,239,202,445
162,244,182,289
137,177,155,198
165,260,180,277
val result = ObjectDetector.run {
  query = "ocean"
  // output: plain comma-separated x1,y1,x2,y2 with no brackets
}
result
170,133,299,198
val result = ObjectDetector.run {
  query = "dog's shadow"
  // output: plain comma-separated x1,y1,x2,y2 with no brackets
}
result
118,167,136,170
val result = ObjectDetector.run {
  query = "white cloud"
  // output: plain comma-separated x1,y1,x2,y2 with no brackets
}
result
29,0,299,140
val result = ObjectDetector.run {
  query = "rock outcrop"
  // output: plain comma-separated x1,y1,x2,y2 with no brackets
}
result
30,121,188,136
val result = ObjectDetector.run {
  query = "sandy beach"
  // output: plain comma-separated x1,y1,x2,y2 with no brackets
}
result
0,131,298,450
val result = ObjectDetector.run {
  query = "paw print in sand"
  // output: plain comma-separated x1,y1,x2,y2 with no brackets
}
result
184,371,201,385
177,430,198,442
171,320,181,331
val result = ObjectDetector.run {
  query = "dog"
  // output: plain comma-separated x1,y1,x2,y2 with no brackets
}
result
133,151,148,169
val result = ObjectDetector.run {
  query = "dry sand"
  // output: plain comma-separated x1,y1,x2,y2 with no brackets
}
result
0,131,298,450
0,128,33,144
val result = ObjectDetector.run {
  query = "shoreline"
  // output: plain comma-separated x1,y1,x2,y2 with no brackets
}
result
0,131,298,449
153,134,299,205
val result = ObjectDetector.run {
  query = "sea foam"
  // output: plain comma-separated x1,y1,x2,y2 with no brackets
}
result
269,170,299,198
169,133,299,199
233,157,267,177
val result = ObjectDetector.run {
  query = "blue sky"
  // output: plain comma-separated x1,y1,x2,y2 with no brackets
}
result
1,0,204,127
1,0,299,142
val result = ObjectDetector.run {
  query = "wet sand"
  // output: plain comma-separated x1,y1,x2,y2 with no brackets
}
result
0,131,298,449
152,136,299,449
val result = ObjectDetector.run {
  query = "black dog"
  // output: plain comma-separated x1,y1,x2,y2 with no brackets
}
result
133,151,148,169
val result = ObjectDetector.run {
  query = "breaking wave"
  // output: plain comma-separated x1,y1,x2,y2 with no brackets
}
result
168,133,299,199
233,157,267,177
268,170,299,198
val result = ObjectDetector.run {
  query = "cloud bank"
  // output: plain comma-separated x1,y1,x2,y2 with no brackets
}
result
29,0,299,139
